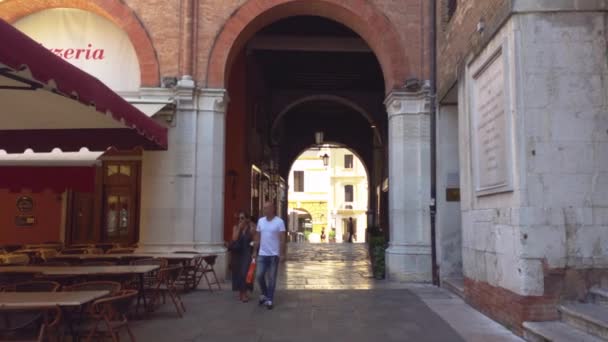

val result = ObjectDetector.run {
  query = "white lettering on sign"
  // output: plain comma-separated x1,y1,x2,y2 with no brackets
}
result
47,44,106,60
471,47,513,195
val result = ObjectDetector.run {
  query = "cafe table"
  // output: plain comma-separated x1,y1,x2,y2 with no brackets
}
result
49,252,202,264
0,290,109,339
0,290,109,308
0,265,160,312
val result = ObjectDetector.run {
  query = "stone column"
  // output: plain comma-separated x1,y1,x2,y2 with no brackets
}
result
139,76,197,250
384,89,432,282
193,88,229,279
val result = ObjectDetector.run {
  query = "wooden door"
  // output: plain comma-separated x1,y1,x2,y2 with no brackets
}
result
66,191,95,244
102,162,140,245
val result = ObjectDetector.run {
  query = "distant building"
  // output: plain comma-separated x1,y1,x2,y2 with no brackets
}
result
288,147,368,243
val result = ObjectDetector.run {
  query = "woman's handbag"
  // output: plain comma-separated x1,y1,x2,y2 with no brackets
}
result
246,258,256,285
227,239,243,252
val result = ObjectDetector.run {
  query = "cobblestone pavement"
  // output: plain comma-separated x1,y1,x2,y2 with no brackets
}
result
129,243,523,342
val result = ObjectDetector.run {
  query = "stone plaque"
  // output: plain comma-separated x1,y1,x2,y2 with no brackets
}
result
471,48,512,195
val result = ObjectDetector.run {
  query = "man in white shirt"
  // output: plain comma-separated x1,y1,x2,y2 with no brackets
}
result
253,201,286,310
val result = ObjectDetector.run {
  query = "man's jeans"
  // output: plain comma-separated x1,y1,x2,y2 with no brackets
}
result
256,255,279,302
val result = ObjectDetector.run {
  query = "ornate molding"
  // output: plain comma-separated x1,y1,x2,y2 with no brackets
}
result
384,88,432,118
197,88,229,113
175,75,196,106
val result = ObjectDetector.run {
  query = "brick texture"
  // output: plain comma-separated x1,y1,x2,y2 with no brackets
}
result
464,277,559,336
203,0,428,93
436,0,512,99
0,0,432,93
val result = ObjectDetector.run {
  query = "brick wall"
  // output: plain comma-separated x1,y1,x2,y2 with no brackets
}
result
464,277,559,335
1,0,431,92
436,0,512,99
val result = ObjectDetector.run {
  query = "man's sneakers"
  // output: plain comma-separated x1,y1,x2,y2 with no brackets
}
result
258,295,274,310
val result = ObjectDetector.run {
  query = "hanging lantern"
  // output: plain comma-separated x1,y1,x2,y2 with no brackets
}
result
321,153,329,167
315,131,324,145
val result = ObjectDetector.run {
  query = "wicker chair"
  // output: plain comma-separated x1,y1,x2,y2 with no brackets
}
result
65,281,122,295
175,254,204,290
0,306,62,342
77,290,138,342
201,255,221,291
129,258,167,314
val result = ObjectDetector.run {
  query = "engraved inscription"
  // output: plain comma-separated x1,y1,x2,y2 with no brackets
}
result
473,51,511,193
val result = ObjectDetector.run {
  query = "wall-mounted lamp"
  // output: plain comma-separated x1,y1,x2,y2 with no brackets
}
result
321,153,329,167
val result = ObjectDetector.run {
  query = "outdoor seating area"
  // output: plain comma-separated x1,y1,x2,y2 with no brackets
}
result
0,244,219,341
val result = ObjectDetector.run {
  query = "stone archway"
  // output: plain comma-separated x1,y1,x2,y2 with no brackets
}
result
0,0,160,86
205,0,412,93
270,94,384,147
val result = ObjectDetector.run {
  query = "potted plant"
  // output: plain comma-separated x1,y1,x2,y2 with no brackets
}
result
304,231,311,242
367,226,386,279
328,230,336,243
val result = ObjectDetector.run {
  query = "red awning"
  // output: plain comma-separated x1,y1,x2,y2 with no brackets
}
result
0,19,168,152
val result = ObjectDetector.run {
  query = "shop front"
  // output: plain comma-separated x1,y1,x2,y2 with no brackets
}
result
0,19,167,248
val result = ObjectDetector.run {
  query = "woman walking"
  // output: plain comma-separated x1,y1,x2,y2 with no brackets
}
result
229,211,256,302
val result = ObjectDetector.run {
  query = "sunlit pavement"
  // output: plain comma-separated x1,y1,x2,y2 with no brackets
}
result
129,243,523,342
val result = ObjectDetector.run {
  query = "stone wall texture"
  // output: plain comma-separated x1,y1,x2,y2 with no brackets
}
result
456,5,608,333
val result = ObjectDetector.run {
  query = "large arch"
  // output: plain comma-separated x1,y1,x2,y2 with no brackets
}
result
206,0,412,93
0,0,160,86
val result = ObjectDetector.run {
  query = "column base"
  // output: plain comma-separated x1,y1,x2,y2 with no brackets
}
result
385,243,432,282
137,242,228,282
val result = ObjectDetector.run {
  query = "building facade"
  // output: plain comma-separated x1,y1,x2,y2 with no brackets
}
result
2,0,607,336
0,0,434,284
288,147,368,243
436,0,608,334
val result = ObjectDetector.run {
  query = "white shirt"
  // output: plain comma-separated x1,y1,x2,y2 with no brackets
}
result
257,216,286,256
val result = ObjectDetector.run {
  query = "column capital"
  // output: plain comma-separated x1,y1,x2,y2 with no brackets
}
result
384,89,431,118
197,88,229,113
175,75,196,103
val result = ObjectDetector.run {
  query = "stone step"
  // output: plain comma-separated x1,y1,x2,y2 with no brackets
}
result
523,321,604,342
442,277,465,299
559,303,608,340
589,286,608,307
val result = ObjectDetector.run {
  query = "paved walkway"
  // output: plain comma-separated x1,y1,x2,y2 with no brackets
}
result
129,243,523,342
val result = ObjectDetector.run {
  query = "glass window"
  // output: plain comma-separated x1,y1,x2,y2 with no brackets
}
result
119,165,131,176
105,196,118,237
294,171,304,192
344,185,354,202
344,154,354,169
107,165,119,177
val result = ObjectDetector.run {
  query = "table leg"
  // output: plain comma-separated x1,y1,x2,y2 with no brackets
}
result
139,274,147,314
